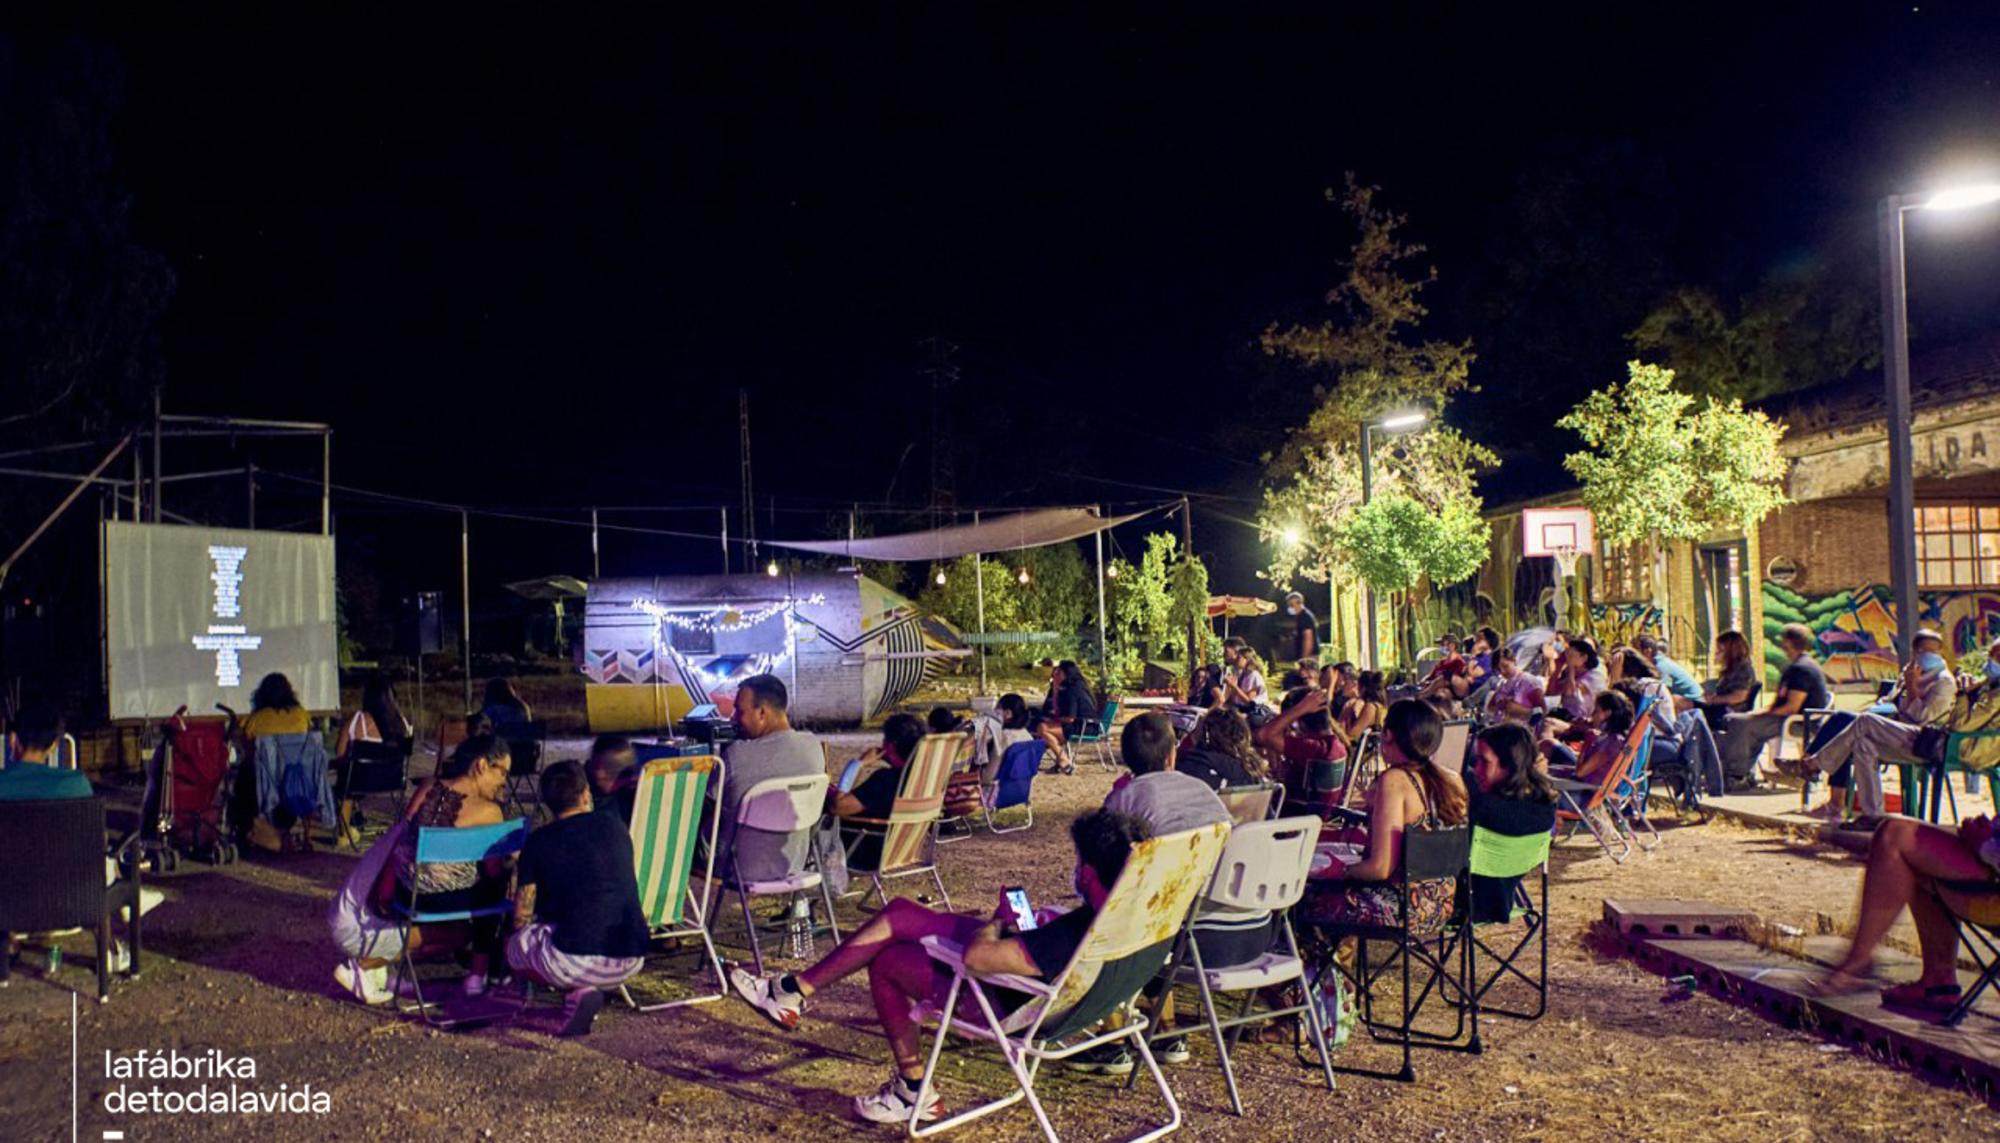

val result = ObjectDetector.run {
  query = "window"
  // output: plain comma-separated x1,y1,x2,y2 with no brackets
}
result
1916,503,2000,589
1597,539,1654,603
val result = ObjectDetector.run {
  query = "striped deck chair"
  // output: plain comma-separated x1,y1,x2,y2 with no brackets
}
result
621,755,727,1012
1553,697,1658,863
910,823,1230,1142
842,732,965,912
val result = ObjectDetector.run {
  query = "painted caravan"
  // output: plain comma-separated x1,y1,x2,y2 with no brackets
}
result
581,572,959,729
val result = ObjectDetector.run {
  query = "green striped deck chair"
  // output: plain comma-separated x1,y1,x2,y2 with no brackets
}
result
619,754,727,1012
843,732,964,912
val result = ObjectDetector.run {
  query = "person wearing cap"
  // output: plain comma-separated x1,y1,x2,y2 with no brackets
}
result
1718,623,1830,788
1802,629,1957,823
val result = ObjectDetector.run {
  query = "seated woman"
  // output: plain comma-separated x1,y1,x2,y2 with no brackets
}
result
832,714,928,871
1225,649,1272,715
1178,707,1272,791
1304,700,1469,933
335,672,414,758
1483,646,1547,726
1543,688,1635,786
1699,629,1759,729
1809,814,2000,1012
1540,637,1608,742
343,734,514,1004
1253,687,1346,807
227,672,314,844
969,693,1032,786
1338,670,1387,743
1467,723,1559,922
479,677,534,733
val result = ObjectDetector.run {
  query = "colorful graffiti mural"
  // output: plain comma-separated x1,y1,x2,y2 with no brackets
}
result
1761,581,2000,684
1586,602,1666,648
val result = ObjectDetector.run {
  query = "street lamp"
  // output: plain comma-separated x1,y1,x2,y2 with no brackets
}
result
1880,183,2000,658
1359,408,1430,671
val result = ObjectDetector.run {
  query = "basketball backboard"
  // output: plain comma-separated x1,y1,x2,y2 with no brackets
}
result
1522,507,1595,557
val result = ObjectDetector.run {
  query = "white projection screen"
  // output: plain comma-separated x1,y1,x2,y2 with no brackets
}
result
105,522,339,719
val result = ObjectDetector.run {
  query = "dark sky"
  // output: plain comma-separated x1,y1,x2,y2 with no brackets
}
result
55,2,2000,592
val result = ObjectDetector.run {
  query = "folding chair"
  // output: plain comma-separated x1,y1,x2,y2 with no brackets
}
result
0,798,143,1002
983,739,1045,834
252,732,335,849
1216,781,1278,826
1552,700,1657,863
1436,719,1473,772
1933,879,2000,1028
1073,699,1122,772
435,715,470,764
710,772,842,975
1446,826,1551,1022
1308,825,1474,1083
908,822,1230,1142
841,733,962,911
335,739,411,849
499,721,549,815
621,754,728,1011
388,817,529,1028
1137,816,1335,1115
1921,728,2000,824
1336,730,1378,811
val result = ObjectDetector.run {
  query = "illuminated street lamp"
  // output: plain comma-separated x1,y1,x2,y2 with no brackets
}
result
1359,409,1430,670
1880,183,2000,657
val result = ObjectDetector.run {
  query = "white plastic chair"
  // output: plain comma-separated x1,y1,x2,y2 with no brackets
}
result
709,772,841,974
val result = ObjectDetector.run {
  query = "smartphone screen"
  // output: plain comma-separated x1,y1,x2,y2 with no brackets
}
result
1004,886,1037,931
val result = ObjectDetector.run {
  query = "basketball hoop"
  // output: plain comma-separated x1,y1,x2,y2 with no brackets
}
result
1551,545,1581,580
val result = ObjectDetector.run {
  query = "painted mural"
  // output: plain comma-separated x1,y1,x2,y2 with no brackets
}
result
1760,580,2000,684
1586,602,1666,647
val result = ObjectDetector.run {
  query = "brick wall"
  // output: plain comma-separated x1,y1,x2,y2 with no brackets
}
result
1757,496,1889,594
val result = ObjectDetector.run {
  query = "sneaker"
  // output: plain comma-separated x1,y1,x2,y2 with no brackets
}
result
334,959,393,1006
137,887,166,917
1152,1036,1191,1065
559,988,605,1037
105,940,131,976
1063,1042,1134,1076
729,965,805,1030
853,1073,943,1125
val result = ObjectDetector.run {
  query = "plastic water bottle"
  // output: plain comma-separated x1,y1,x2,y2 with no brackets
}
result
788,896,814,960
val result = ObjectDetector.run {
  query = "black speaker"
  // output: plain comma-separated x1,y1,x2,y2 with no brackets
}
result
399,592,444,655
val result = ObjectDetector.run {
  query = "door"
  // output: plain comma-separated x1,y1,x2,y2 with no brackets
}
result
1694,541,1748,670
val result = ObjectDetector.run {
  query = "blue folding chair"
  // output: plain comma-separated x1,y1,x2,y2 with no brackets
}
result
983,739,1046,834
389,817,529,1027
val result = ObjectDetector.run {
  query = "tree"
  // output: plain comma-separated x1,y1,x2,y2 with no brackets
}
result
1558,361,1789,549
1627,261,1879,402
1333,492,1491,662
916,556,1023,637
1107,533,1208,686
1016,542,1092,649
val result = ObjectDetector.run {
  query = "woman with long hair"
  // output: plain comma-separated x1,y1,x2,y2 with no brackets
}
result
240,672,308,740
1705,629,1758,711
480,677,533,731
1339,670,1386,741
1466,723,1559,921
337,673,413,757
1177,707,1271,790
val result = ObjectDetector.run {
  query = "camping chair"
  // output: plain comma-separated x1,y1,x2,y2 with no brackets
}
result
386,817,530,1028
0,798,143,1002
1444,826,1552,1022
1552,701,1658,863
1216,781,1280,825
841,732,962,911
908,822,1230,1142
250,732,335,849
711,771,842,975
983,739,1045,834
620,755,729,1011
1933,879,2000,1028
1136,816,1335,1115
499,720,548,815
1336,730,1378,811
1436,719,1473,772
435,715,470,765
1307,824,1474,1083
335,739,411,849
1920,728,2000,824
1073,698,1122,772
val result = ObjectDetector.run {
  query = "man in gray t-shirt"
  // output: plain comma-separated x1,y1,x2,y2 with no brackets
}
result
705,675,825,885
1102,711,1230,836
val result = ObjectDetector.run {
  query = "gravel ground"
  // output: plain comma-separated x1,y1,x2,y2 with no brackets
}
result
2,741,1996,1142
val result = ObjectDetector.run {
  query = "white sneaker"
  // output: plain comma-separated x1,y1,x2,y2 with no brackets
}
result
137,887,166,917
729,965,805,1031
106,941,131,976
853,1074,943,1125
334,959,393,1006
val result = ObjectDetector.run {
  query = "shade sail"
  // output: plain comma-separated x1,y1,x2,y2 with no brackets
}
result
765,507,1150,562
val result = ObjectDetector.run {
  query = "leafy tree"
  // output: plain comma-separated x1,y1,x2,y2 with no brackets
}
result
1334,492,1491,662
1558,362,1789,549
916,556,1023,637
1627,260,1879,402
1016,542,1092,646
1107,532,1208,686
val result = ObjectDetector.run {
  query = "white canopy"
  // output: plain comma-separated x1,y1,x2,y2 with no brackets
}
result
766,507,1150,562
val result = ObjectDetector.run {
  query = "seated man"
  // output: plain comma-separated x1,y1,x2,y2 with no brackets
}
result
1719,623,1829,788
506,761,649,1036
1104,710,1231,836
584,733,638,825
704,674,824,887
1804,633,1958,822
1,704,91,799
729,809,1151,1124
831,713,927,871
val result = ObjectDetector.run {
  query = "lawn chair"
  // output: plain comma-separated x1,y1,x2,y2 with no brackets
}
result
1932,878,2000,1027
1445,826,1552,1022
620,754,729,1011
841,732,962,911
435,715,470,764
387,817,529,1028
711,771,842,975
1336,729,1378,811
1136,816,1335,1115
983,739,1045,834
335,739,411,849
249,732,335,849
499,721,548,815
1216,781,1280,825
1552,699,1658,863
1307,824,1474,1083
908,822,1230,1142
0,798,143,1002
1073,698,1122,772
1436,719,1473,772
1919,728,2000,824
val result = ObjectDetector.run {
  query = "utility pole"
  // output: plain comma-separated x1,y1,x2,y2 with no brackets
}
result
739,389,756,574
1181,498,1196,686
919,337,959,526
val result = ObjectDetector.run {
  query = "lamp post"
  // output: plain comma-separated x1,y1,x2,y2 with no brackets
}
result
1880,183,2000,658
1358,410,1429,671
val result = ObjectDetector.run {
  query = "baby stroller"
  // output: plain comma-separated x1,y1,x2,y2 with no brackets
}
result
140,706,238,870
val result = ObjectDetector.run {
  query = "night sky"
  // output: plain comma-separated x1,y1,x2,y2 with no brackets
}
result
31,2,2000,596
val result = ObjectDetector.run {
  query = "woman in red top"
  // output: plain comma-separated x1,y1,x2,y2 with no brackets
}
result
1255,687,1348,810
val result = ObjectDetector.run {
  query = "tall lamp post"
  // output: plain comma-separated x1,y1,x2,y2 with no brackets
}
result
1880,183,2000,657
1358,409,1429,671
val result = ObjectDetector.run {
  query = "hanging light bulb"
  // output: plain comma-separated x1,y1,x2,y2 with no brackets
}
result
935,567,948,586
766,559,780,577
1017,566,1031,585
1106,563,1119,579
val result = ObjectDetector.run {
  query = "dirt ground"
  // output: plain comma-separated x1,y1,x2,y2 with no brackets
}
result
3,739,1997,1143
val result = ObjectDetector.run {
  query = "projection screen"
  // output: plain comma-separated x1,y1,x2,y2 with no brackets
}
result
105,522,339,719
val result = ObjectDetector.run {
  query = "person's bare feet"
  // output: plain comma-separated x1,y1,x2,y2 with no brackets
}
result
1804,963,1874,997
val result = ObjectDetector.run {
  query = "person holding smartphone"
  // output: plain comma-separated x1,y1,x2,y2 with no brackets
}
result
729,809,1151,1125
